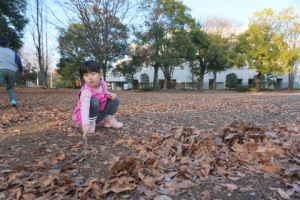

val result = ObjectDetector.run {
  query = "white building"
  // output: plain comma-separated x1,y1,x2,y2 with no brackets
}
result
105,27,300,90
105,64,299,90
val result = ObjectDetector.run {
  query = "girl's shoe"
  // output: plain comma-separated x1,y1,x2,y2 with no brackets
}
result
90,121,96,133
104,118,123,128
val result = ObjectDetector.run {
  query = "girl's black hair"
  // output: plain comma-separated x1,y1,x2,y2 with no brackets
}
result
79,60,102,84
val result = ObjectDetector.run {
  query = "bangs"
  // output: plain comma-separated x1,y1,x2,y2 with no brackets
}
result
80,60,101,75
79,60,102,84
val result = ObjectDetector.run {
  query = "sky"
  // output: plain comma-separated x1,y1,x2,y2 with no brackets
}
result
23,0,300,71
182,0,300,26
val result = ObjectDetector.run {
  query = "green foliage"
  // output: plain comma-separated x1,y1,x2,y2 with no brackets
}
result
141,73,150,84
236,85,248,92
249,88,256,92
57,22,127,80
57,25,86,88
235,8,300,91
140,84,153,91
225,73,238,89
136,0,196,90
0,0,28,50
207,35,245,75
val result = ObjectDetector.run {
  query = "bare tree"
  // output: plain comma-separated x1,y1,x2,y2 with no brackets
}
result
48,0,144,81
28,0,52,88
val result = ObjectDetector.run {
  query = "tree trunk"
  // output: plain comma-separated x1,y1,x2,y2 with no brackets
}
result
213,71,217,90
288,61,300,91
255,72,261,92
288,74,293,91
267,75,270,93
153,64,159,91
131,74,134,91
199,72,204,92
103,60,107,81
166,76,171,89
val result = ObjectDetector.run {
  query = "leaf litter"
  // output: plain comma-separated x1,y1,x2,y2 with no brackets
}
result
0,88,300,199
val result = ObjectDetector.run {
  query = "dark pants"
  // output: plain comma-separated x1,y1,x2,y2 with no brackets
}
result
0,69,16,101
89,97,120,123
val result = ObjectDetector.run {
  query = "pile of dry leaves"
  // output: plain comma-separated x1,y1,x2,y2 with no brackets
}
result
0,122,299,199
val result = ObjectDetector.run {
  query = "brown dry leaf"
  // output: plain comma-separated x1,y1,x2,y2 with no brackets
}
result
81,182,93,199
22,193,36,200
201,190,211,200
233,143,244,153
16,188,22,200
41,175,57,187
92,183,102,200
57,152,65,160
144,189,157,197
154,195,173,200
220,184,238,191
224,133,235,140
116,139,125,144
49,156,58,166
175,126,183,139
277,188,290,200
258,165,281,173
138,171,145,180
152,160,159,168
109,182,136,193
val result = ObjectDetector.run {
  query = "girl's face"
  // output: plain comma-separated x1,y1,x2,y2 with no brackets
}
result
83,71,101,87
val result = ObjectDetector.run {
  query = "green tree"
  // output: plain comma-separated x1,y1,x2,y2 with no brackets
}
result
112,52,144,90
201,16,244,90
188,26,210,92
251,7,300,91
135,0,195,90
238,8,299,92
225,73,238,89
206,34,245,90
141,73,150,85
57,22,127,82
57,25,86,88
235,23,297,92
160,28,196,89
0,0,28,50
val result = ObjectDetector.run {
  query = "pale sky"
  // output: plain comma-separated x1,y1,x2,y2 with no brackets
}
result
182,0,300,26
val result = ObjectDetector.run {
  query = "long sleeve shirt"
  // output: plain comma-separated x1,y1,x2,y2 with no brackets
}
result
80,81,110,126
0,47,23,72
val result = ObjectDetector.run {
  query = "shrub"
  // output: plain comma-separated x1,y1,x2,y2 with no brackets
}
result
249,88,256,92
140,85,153,92
141,73,150,84
236,85,248,92
225,73,238,89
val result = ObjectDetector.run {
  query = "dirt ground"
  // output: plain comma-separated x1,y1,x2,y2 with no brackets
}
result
0,88,300,200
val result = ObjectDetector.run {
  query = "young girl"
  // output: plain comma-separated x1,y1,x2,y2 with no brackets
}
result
73,60,123,139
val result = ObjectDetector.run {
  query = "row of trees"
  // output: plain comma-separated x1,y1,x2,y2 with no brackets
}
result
2,0,300,92
59,2,300,92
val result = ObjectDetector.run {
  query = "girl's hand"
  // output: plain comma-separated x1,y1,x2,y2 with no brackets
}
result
108,93,117,100
82,124,90,139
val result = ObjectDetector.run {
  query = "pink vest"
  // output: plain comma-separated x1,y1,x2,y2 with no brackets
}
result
72,80,108,126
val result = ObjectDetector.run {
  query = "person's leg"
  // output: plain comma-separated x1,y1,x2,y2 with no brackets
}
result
89,97,100,132
96,97,120,122
6,69,16,102
0,69,6,89
96,97,122,128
